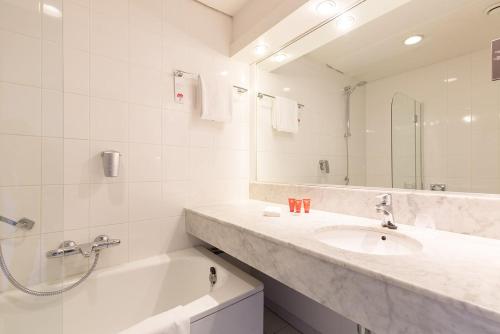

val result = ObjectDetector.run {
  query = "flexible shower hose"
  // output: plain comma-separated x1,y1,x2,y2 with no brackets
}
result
0,240,100,297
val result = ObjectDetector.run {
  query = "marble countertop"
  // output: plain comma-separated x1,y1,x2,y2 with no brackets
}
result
186,200,500,326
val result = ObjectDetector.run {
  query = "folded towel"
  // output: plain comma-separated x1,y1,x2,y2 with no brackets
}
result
272,96,298,133
197,73,232,122
119,306,190,334
263,206,281,217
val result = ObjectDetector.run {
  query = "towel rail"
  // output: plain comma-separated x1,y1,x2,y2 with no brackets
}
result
173,69,249,94
257,92,304,109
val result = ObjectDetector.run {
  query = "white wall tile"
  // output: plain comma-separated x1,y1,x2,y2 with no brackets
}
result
129,182,162,221
90,97,128,141
161,181,188,217
90,55,128,101
0,236,41,293
63,0,90,51
41,185,64,233
64,48,90,95
63,139,90,184
42,40,63,91
0,30,41,87
129,0,162,34
163,146,189,181
0,0,249,296
0,82,41,136
64,93,90,139
129,216,191,261
0,135,41,186
42,137,63,184
163,109,190,146
129,29,161,70
63,184,89,230
42,89,63,137
0,0,41,38
129,66,162,108
129,143,162,182
42,0,63,43
129,104,162,144
90,9,128,61
90,183,128,226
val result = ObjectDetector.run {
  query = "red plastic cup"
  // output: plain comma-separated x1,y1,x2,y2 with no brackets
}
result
294,199,302,213
303,199,311,213
288,198,296,212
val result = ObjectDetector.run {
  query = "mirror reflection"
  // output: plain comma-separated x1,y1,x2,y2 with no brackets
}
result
256,0,500,193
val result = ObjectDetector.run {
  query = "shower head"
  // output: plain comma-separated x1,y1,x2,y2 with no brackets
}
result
356,81,367,87
344,81,367,94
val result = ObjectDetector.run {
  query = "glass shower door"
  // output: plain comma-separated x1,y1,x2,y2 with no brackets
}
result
391,93,423,190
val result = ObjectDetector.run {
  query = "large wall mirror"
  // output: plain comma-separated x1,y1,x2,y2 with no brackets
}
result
255,0,500,194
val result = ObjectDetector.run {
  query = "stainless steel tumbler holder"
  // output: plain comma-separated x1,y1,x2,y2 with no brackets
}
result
101,150,121,177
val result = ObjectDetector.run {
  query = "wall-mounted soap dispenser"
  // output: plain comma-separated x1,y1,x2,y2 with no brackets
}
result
101,150,121,177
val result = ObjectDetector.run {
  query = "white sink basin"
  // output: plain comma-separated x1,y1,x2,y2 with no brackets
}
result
314,225,423,256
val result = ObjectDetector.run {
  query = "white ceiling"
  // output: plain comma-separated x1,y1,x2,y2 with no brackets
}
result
307,0,500,82
197,0,249,16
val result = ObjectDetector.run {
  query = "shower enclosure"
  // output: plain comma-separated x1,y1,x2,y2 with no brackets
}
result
391,93,423,190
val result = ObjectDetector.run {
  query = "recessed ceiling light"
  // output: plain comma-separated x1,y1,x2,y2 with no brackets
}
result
337,15,355,31
219,70,228,76
43,4,62,18
254,45,269,56
316,1,337,16
444,77,457,83
404,35,423,46
283,87,291,92
272,53,288,62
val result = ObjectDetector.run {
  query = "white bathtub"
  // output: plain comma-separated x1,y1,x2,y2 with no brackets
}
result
0,247,264,334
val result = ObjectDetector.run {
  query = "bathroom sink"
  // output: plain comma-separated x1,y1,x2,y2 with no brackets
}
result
314,225,422,256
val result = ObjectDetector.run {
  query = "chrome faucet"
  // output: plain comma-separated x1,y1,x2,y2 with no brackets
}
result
375,194,397,230
46,235,121,259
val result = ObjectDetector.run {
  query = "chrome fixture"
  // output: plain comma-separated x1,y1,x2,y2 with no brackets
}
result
343,81,366,185
0,232,120,297
209,266,217,287
101,150,121,177
319,160,330,174
257,92,305,109
47,235,121,259
0,215,35,230
357,324,373,334
430,184,446,191
375,193,397,230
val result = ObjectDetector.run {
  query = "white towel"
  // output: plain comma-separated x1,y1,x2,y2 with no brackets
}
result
197,73,232,122
272,96,298,133
119,306,190,334
263,206,281,217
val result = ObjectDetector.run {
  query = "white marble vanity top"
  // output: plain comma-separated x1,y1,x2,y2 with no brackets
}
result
186,200,500,329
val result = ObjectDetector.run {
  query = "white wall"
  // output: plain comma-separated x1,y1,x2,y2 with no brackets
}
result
256,56,366,186
0,0,249,293
366,48,500,193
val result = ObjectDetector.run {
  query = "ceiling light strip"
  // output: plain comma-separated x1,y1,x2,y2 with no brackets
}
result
255,0,368,65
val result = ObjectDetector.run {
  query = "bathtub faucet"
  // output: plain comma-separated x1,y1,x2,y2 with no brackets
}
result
47,235,121,259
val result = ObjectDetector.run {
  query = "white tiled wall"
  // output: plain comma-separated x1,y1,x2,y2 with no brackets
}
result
366,48,500,193
0,0,249,292
256,57,366,186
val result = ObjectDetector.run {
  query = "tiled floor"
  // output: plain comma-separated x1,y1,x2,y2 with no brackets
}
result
264,307,302,334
